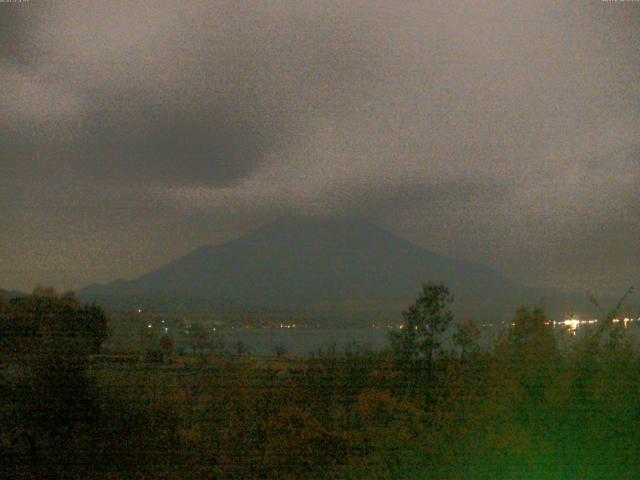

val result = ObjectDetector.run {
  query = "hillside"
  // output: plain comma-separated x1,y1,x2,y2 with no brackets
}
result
80,216,589,322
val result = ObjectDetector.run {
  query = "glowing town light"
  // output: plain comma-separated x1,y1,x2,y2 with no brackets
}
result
147,324,152,328
563,319,580,333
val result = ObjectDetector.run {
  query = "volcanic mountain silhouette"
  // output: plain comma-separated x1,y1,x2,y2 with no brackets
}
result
81,216,536,321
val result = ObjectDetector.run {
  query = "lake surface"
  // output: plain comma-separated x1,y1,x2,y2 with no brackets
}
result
214,326,508,356
217,328,392,356
209,322,640,356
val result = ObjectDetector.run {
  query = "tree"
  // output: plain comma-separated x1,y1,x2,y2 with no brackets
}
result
189,323,210,357
0,289,109,475
589,286,634,351
2,288,108,358
211,336,227,356
234,340,248,356
500,306,558,405
452,319,481,360
390,283,454,380
508,305,553,349
160,335,175,355
273,344,287,358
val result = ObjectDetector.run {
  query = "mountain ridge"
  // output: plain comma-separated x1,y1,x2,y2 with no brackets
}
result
80,216,539,321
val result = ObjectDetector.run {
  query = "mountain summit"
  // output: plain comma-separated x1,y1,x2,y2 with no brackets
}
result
81,216,530,321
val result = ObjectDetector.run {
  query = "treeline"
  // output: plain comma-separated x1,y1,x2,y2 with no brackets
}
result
1,285,640,479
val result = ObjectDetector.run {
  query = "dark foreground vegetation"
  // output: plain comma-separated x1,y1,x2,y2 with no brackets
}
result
2,285,640,479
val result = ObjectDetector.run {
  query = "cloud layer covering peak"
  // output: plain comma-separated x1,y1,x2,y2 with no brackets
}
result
1,1,638,293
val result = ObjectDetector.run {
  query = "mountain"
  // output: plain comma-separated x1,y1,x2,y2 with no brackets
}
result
80,216,572,322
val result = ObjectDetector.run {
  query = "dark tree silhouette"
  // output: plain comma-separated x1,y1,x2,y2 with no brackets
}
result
234,340,248,356
189,323,210,357
0,290,109,477
160,335,175,355
390,283,453,380
273,343,287,358
452,319,480,360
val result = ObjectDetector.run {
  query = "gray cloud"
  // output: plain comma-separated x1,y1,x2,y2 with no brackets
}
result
1,1,639,293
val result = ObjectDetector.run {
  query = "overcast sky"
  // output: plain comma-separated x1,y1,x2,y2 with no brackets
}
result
1,1,638,294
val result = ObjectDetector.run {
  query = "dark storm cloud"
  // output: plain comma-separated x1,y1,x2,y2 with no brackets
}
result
0,5,35,65
1,1,639,292
1,1,377,186
74,95,280,187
